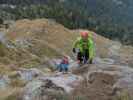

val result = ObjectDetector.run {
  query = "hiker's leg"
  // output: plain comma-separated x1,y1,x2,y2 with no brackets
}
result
64,64,68,72
84,49,89,63
62,64,65,72
59,64,63,72
77,52,83,63
85,49,93,64
89,59,93,64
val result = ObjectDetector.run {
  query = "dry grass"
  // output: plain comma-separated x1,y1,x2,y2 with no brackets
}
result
0,42,7,57
2,18,132,68
9,78,26,87
117,90,133,100
0,64,13,75
0,87,22,100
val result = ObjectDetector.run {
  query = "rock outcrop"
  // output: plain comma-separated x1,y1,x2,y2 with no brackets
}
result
0,19,132,100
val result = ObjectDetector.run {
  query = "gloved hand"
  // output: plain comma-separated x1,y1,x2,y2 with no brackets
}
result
73,48,76,53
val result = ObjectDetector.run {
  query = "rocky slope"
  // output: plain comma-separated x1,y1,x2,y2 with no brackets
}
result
0,18,133,100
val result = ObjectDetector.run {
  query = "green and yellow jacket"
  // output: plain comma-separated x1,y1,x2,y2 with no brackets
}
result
73,36,95,59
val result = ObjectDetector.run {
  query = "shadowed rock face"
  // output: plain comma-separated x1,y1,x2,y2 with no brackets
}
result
70,63,133,100
22,79,65,100
17,68,43,82
3,59,133,100
86,73,116,100
86,61,133,98
22,73,83,100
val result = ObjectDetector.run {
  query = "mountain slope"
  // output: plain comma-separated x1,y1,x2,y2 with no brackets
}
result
0,18,132,69
0,18,133,100
0,0,133,45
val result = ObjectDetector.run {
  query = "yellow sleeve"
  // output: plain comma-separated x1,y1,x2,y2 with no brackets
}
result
89,39,95,59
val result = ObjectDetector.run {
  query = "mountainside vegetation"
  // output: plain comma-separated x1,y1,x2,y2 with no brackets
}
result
0,0,133,45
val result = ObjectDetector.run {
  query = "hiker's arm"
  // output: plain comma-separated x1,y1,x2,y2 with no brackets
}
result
89,39,95,59
73,37,80,48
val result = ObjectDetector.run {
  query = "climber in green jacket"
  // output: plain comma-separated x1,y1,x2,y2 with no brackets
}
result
73,31,95,64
